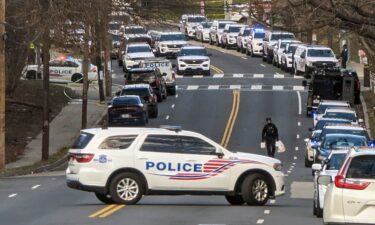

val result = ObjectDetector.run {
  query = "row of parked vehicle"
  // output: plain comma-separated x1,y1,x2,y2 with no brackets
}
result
184,16,340,78
302,99,374,224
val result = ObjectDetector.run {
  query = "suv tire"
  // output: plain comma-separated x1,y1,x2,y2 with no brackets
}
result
95,192,115,204
225,195,245,205
241,173,270,206
109,172,144,205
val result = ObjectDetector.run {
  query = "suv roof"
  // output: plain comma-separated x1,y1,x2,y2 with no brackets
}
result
127,43,150,47
324,108,356,113
348,147,375,157
160,32,184,35
306,45,332,49
128,68,157,73
82,127,198,137
181,45,205,50
323,124,365,130
123,84,151,89
319,100,350,106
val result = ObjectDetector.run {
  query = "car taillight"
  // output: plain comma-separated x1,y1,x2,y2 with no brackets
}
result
69,153,95,163
334,175,370,190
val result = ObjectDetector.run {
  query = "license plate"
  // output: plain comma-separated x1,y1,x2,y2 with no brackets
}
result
313,100,320,104
121,114,131,118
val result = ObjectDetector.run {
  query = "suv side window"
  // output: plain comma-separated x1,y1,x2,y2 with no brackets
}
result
346,155,375,179
180,136,216,155
72,132,94,149
141,135,180,153
99,135,138,150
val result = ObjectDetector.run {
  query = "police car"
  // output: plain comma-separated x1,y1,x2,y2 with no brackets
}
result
66,126,285,205
177,46,211,76
246,28,266,57
23,57,97,82
122,43,155,72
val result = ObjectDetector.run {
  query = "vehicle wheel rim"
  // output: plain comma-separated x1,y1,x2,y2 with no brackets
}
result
117,178,139,201
252,179,268,202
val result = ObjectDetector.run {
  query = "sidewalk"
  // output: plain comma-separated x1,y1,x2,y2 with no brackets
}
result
5,84,112,169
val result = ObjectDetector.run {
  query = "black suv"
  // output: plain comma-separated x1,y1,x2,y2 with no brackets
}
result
117,84,158,118
125,68,167,102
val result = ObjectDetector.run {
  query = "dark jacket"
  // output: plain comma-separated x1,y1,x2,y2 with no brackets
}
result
262,123,279,142
341,48,348,61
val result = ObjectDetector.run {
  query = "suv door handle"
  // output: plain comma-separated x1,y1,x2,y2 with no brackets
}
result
138,157,149,160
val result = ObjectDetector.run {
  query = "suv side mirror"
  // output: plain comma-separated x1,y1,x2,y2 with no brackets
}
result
302,80,307,87
215,148,224,159
207,53,212,57
317,175,332,185
312,163,322,172
358,118,364,123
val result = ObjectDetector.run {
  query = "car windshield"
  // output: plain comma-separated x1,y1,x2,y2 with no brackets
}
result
315,120,350,130
254,32,265,39
127,46,151,53
243,29,251,36
326,153,346,170
121,88,150,97
160,34,185,41
322,136,367,149
187,17,205,23
307,49,334,57
316,104,348,114
320,129,369,141
280,42,288,49
312,131,321,139
219,23,230,29
112,35,121,42
229,26,241,33
179,48,207,56
287,45,297,53
347,155,375,179
112,97,140,106
323,112,356,122
71,132,94,149
125,27,147,34
201,22,212,28
271,33,295,40
129,72,156,83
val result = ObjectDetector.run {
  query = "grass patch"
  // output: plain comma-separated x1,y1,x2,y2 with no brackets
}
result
362,91,375,138
0,148,69,176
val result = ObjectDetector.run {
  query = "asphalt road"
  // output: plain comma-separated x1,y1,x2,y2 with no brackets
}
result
0,46,322,225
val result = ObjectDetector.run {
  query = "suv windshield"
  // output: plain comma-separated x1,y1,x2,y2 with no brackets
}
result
129,72,156,83
347,155,375,179
271,33,295,40
326,153,346,170
201,22,212,28
125,27,147,34
320,128,369,141
127,46,151,53
160,34,185,41
187,17,205,23
122,88,150,97
254,32,265,39
324,112,356,122
112,97,140,106
179,48,207,56
229,26,241,33
315,119,350,130
219,23,230,29
307,49,334,57
243,29,251,36
322,136,367,149
287,45,297,53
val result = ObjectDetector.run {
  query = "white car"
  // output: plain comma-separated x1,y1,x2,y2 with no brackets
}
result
195,21,212,42
180,15,206,38
220,24,246,49
67,127,285,205
313,100,351,126
236,27,251,53
319,148,375,224
155,32,187,58
246,28,266,57
23,58,97,82
139,58,177,95
280,43,301,72
177,46,211,76
293,45,339,77
273,40,301,68
209,20,236,46
312,150,349,218
122,43,155,72
262,31,295,63
321,108,361,126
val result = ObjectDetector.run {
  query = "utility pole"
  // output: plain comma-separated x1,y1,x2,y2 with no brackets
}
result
0,0,5,169
96,7,105,103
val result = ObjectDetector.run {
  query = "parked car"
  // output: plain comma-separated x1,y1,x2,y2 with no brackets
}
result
122,43,155,72
236,27,251,53
195,21,212,42
209,20,236,46
177,46,211,76
246,28,266,57
220,24,246,49
108,95,148,126
280,42,301,72
262,31,295,63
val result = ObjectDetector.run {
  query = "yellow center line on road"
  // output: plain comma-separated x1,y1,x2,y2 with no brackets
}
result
210,64,224,74
89,204,117,218
98,204,126,218
221,90,240,148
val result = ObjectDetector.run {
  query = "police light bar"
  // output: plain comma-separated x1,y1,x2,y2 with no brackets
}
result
160,125,182,133
254,28,264,33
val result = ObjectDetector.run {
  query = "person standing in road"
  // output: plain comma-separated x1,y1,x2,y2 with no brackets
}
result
262,117,279,158
340,44,348,69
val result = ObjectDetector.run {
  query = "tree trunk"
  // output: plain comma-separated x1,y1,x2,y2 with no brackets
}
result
0,0,5,169
41,22,50,161
81,25,90,130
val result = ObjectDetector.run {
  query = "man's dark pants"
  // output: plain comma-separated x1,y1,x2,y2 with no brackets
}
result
265,139,276,157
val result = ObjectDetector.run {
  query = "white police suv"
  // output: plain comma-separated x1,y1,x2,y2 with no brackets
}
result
66,127,285,205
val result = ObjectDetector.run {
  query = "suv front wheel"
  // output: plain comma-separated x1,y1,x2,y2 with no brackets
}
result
109,172,144,205
241,174,270,206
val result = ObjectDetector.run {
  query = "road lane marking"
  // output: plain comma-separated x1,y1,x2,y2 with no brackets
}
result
260,64,266,68
210,65,224,74
287,170,292,174
264,210,270,214
233,73,243,78
297,91,302,115
213,74,224,78
274,74,284,78
292,162,296,165
187,85,199,90
241,56,247,60
270,200,276,204
89,204,118,218
296,134,300,139
295,147,299,151
98,205,125,218
294,156,298,160
257,219,264,224
208,85,220,90
171,104,175,109
251,85,262,90
230,85,241,90
254,74,264,78
176,75,183,78
193,75,203,78
221,90,240,148
31,185,41,189
290,182,314,199
166,115,170,120
298,122,301,126
8,193,17,198
272,85,283,90
175,94,178,98
293,86,305,91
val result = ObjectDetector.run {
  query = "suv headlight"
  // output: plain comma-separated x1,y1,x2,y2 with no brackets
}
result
273,163,283,171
